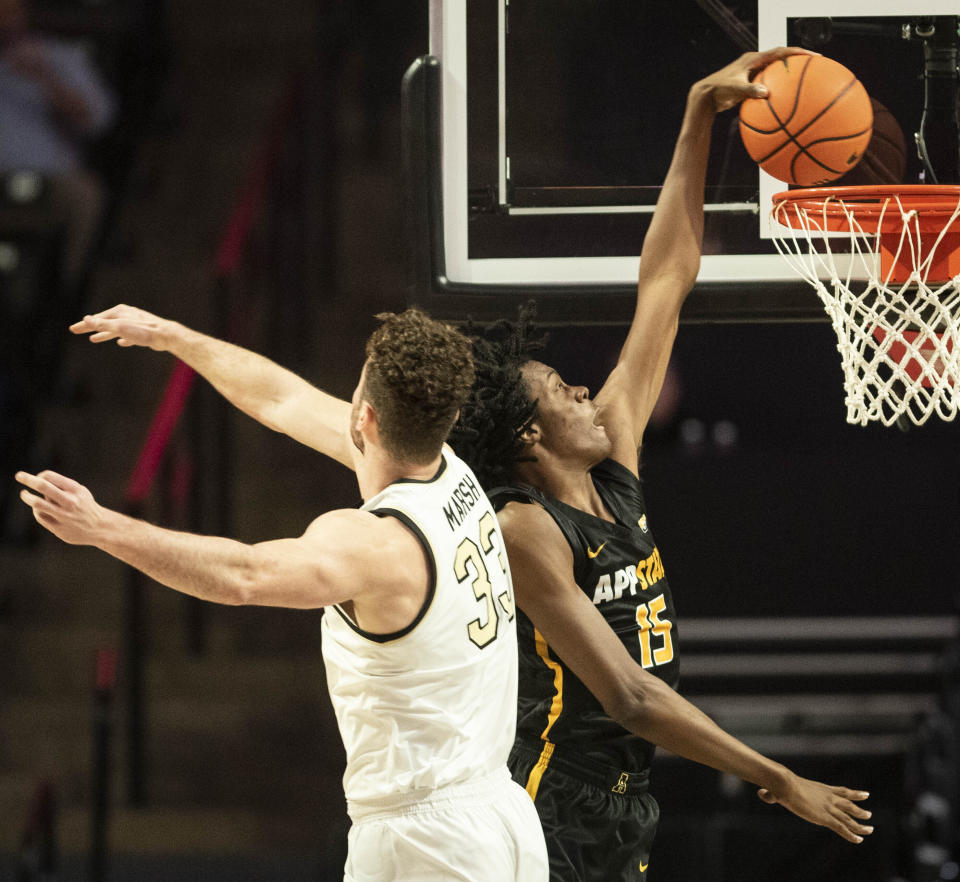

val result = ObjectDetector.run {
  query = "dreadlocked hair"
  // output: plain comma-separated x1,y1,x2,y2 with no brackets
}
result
448,302,547,490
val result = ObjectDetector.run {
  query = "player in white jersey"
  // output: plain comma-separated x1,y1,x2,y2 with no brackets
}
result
18,306,548,882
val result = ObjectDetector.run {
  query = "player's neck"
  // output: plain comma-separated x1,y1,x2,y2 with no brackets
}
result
357,446,444,501
520,458,613,522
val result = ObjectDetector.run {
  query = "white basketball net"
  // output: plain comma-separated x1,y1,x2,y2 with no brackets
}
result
771,193,960,427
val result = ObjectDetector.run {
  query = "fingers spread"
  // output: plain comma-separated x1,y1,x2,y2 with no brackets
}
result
16,474,65,508
825,792,874,843
17,471,80,506
840,799,872,821
15,471,45,493
833,821,863,844
19,487,43,507
21,490,61,527
832,807,873,841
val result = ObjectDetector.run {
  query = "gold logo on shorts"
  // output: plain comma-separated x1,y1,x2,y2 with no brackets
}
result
612,772,629,794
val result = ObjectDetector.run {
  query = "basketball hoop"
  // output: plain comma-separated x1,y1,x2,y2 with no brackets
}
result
771,185,960,428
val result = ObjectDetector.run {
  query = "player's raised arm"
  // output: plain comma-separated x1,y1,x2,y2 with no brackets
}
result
498,500,874,845
71,304,354,469
15,469,426,613
594,48,812,471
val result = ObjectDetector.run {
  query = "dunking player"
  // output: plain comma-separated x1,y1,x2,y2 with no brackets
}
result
447,49,874,879
17,309,548,881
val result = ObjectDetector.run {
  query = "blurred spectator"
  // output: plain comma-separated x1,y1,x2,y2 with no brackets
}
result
0,0,115,292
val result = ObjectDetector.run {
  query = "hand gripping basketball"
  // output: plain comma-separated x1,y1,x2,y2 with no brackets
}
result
695,47,816,114
739,54,874,185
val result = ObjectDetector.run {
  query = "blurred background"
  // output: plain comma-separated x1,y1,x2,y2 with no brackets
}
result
1,1,959,880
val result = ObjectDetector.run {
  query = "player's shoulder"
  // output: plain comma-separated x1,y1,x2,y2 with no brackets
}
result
305,507,420,555
498,496,549,526
303,508,429,597
593,456,642,488
498,499,569,555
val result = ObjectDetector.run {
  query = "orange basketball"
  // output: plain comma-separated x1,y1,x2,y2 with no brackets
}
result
739,55,873,186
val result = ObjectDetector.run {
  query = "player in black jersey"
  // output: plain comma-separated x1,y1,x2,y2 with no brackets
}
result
449,48,874,881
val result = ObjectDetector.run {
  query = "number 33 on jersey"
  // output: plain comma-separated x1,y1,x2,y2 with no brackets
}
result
455,510,516,648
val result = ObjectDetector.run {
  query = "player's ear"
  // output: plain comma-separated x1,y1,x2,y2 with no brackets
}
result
356,400,378,436
518,421,541,448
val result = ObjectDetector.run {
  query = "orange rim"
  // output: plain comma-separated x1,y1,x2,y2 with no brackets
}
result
773,185,960,233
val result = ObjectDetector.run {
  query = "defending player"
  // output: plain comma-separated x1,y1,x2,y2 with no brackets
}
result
446,48,873,879
17,309,548,882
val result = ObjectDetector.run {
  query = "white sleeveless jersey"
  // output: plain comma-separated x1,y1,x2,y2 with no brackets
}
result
321,447,519,813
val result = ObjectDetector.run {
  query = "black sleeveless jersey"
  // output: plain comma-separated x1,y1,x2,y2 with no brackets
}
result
490,459,680,775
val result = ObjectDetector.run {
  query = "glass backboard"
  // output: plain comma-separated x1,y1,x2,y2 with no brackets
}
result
409,1,958,321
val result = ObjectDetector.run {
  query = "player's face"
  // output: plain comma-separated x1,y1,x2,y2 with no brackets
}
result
520,360,610,464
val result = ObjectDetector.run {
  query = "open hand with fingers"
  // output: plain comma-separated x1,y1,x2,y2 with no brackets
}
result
758,774,873,843
694,46,817,113
70,304,175,351
16,470,108,546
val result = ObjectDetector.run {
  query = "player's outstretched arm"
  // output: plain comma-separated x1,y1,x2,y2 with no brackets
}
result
15,469,401,609
595,48,813,473
71,305,354,470
499,501,873,844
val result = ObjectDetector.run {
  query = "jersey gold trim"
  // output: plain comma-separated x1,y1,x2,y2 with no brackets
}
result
524,629,564,801
536,629,564,742
525,741,554,802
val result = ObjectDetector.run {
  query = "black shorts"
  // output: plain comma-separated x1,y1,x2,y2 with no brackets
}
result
509,742,659,882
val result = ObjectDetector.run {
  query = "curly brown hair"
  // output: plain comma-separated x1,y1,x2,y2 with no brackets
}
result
363,309,474,464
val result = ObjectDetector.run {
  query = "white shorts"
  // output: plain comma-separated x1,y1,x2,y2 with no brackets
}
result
344,766,548,882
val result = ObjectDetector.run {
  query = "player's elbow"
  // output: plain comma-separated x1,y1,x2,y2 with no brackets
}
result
638,264,699,302
230,552,278,606
230,567,260,606
253,396,288,435
603,672,671,736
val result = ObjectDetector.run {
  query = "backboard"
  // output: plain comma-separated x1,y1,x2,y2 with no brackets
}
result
405,1,960,323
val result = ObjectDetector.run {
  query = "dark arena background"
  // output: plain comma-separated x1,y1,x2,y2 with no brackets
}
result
2,1,959,880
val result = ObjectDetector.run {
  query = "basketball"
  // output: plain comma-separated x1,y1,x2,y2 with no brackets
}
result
739,54,874,186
